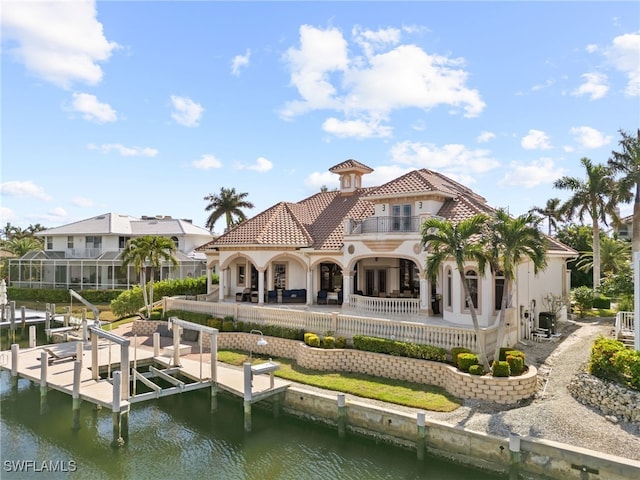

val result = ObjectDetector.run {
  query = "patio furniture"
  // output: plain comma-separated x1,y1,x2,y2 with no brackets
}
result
317,290,328,305
236,288,251,302
39,348,78,366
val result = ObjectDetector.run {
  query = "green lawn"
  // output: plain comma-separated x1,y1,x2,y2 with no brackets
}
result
218,349,461,412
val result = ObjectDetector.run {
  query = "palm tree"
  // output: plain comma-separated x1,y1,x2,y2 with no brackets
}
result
554,157,619,288
575,236,631,276
608,128,640,253
487,209,548,363
0,236,44,257
203,187,254,232
421,214,490,369
529,198,564,236
121,236,178,317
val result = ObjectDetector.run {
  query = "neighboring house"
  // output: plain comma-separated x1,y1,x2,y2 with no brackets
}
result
612,214,633,241
8,213,214,290
197,160,576,332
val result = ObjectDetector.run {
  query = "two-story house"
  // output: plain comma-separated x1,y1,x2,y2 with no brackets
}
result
197,160,576,333
8,213,214,290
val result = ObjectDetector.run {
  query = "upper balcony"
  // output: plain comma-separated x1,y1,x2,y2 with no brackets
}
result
345,214,444,235
64,248,108,258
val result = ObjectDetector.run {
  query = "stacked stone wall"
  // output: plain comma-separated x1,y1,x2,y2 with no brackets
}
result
568,372,640,423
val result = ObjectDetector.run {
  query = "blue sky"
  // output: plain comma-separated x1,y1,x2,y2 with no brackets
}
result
1,1,639,234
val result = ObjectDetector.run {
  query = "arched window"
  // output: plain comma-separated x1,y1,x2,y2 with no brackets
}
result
446,267,452,309
171,236,179,249
494,271,505,311
464,269,479,310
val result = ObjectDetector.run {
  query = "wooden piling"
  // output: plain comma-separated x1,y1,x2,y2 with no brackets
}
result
243,362,252,432
417,411,426,460
337,393,346,438
29,325,36,348
72,360,82,431
153,332,160,357
111,371,124,447
509,432,521,480
40,351,48,414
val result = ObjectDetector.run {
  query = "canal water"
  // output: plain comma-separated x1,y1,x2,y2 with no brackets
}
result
1,327,506,480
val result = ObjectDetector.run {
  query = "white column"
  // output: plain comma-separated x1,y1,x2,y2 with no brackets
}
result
306,269,313,306
257,268,265,305
206,267,212,294
420,278,428,310
342,274,352,306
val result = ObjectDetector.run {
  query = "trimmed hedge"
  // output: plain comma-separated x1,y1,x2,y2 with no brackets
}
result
457,353,479,372
451,347,471,365
492,361,511,377
7,287,123,304
589,336,640,390
352,335,447,362
468,364,484,376
322,336,336,349
335,336,347,349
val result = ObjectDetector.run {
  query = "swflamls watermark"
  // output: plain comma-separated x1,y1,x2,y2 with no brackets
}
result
3,460,77,473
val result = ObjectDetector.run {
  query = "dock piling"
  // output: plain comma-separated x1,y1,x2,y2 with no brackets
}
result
29,325,36,348
509,432,521,480
337,393,346,438
40,351,48,414
417,411,426,460
243,362,252,432
72,360,82,431
153,332,160,357
111,370,125,447
10,344,18,385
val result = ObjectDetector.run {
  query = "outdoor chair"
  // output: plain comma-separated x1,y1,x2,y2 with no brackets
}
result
236,288,251,302
317,290,328,305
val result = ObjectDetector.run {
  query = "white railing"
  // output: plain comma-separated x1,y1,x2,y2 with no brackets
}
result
65,248,102,258
615,311,635,339
164,297,499,355
349,294,420,316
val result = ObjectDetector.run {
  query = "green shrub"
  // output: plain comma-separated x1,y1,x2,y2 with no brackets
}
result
110,287,145,318
506,355,525,375
588,336,626,381
221,320,235,332
307,334,320,348
164,309,211,326
492,361,511,377
457,353,479,372
7,287,124,304
352,335,447,362
149,309,163,320
304,332,315,345
468,364,484,376
322,336,336,349
611,349,640,390
571,286,594,317
335,336,347,349
592,295,611,309
239,322,304,341
451,347,471,364
207,317,223,330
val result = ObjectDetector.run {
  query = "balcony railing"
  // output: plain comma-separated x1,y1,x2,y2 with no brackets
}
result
65,248,103,258
349,216,420,234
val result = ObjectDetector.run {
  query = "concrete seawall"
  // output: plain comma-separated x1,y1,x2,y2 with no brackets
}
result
275,386,640,480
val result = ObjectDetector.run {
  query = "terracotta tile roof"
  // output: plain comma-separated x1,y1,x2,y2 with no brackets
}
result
329,159,374,174
366,169,485,201
198,166,573,255
200,189,376,251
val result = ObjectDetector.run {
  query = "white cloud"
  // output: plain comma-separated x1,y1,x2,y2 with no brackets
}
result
389,141,499,176
30,207,68,224
170,95,204,127
521,129,552,150
88,143,158,157
585,44,599,54
499,158,567,188
477,131,495,143
70,92,117,123
605,32,640,96
192,154,222,170
1,0,119,89
231,49,251,76
0,207,17,223
0,180,51,201
322,117,392,139
280,24,484,136
570,126,612,149
572,72,609,100
247,157,273,173
72,196,95,207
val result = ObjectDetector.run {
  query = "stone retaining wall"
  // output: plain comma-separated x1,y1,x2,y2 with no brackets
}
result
131,320,537,404
567,372,640,423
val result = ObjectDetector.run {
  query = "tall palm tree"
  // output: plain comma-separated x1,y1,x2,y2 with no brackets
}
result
554,157,619,288
529,197,564,236
421,214,490,369
575,236,631,276
121,236,178,317
608,128,640,253
487,209,548,363
203,187,254,232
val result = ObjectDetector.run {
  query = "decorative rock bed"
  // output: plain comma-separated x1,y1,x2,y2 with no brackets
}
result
567,372,640,423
